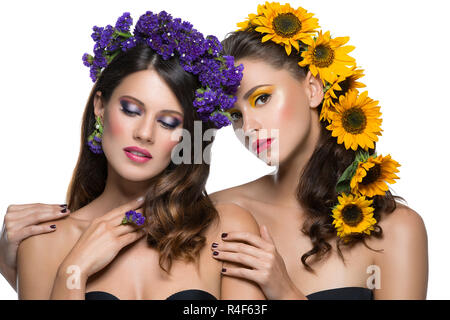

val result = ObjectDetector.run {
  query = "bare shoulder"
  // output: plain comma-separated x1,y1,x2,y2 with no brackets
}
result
214,202,260,235
368,201,428,252
209,176,267,205
18,212,87,266
17,213,87,298
377,202,427,239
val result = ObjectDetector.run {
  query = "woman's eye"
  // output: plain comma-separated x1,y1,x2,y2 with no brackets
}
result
255,93,271,106
230,111,242,121
120,100,141,116
158,117,181,129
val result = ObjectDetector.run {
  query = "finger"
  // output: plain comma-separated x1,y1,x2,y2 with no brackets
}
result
7,204,69,220
14,224,58,242
211,241,271,260
220,266,262,284
212,251,262,270
260,225,275,244
7,203,65,211
113,223,143,236
221,232,269,250
20,207,70,226
104,197,145,223
117,229,146,248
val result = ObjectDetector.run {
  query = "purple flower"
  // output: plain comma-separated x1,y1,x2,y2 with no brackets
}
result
209,112,231,129
124,210,146,226
83,10,244,128
121,37,137,50
115,12,133,32
82,53,93,67
99,25,114,49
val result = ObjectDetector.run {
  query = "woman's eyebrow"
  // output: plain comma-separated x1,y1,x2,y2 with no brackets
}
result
121,95,183,117
243,84,273,100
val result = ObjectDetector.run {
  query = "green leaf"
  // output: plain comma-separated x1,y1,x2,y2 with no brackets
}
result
336,159,359,194
114,30,132,38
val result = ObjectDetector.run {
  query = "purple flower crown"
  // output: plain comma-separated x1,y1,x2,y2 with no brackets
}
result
82,11,243,128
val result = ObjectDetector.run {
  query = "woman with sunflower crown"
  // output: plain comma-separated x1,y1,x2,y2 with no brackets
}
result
210,2,428,299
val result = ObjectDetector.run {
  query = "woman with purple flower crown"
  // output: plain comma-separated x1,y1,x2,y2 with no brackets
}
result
0,11,265,300
0,3,428,300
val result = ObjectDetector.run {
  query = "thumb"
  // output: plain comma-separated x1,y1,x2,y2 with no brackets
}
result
260,225,274,243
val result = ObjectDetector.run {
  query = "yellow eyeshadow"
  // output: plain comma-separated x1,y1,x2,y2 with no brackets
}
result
248,86,275,107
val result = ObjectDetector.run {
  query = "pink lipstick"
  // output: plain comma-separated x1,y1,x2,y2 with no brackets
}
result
123,146,152,163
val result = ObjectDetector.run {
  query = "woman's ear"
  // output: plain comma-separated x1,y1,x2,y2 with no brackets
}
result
93,91,105,120
305,70,324,109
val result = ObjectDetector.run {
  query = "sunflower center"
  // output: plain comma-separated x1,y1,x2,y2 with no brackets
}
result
272,13,302,38
312,45,335,68
360,163,382,185
342,204,363,227
341,107,367,134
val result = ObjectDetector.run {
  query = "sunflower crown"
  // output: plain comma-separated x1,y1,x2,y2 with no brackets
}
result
237,2,401,240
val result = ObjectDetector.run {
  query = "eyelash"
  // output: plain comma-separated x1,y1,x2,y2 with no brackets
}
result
253,93,271,106
158,119,180,129
120,100,181,129
120,100,141,116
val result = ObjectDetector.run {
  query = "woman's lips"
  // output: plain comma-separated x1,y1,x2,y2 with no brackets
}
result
252,138,274,154
123,146,152,163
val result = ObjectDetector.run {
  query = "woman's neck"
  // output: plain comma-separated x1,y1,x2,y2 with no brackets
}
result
83,164,150,220
265,114,321,209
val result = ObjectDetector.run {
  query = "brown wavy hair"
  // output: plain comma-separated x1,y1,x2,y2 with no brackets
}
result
66,44,218,272
222,30,404,271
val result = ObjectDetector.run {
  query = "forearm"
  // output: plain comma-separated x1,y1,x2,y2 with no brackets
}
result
50,263,87,300
0,260,17,291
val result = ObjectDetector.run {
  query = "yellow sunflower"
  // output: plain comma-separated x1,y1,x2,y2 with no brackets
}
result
248,2,320,55
350,154,401,197
299,30,356,84
237,13,258,30
321,67,366,122
237,3,268,30
332,193,377,239
326,90,383,151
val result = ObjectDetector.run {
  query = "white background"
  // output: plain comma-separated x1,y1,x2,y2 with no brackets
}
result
0,0,449,299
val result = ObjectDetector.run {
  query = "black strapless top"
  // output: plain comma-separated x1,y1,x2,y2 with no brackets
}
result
85,289,217,300
85,287,372,300
306,287,373,300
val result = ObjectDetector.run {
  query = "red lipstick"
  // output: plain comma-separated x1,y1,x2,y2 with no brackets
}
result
252,138,274,154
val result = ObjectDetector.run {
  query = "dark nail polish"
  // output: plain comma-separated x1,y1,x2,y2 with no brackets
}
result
61,208,67,213
50,224,56,229
60,204,67,208
221,233,228,238
221,268,226,272
211,242,218,248
213,251,219,256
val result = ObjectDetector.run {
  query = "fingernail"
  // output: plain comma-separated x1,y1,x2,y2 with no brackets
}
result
137,196,145,202
221,233,228,238
60,208,67,213
211,242,218,248
60,204,67,208
50,224,56,229
213,251,219,256
221,268,226,273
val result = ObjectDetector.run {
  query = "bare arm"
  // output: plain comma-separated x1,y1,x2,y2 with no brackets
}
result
373,205,428,299
17,233,63,299
1,203,70,291
215,203,266,300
